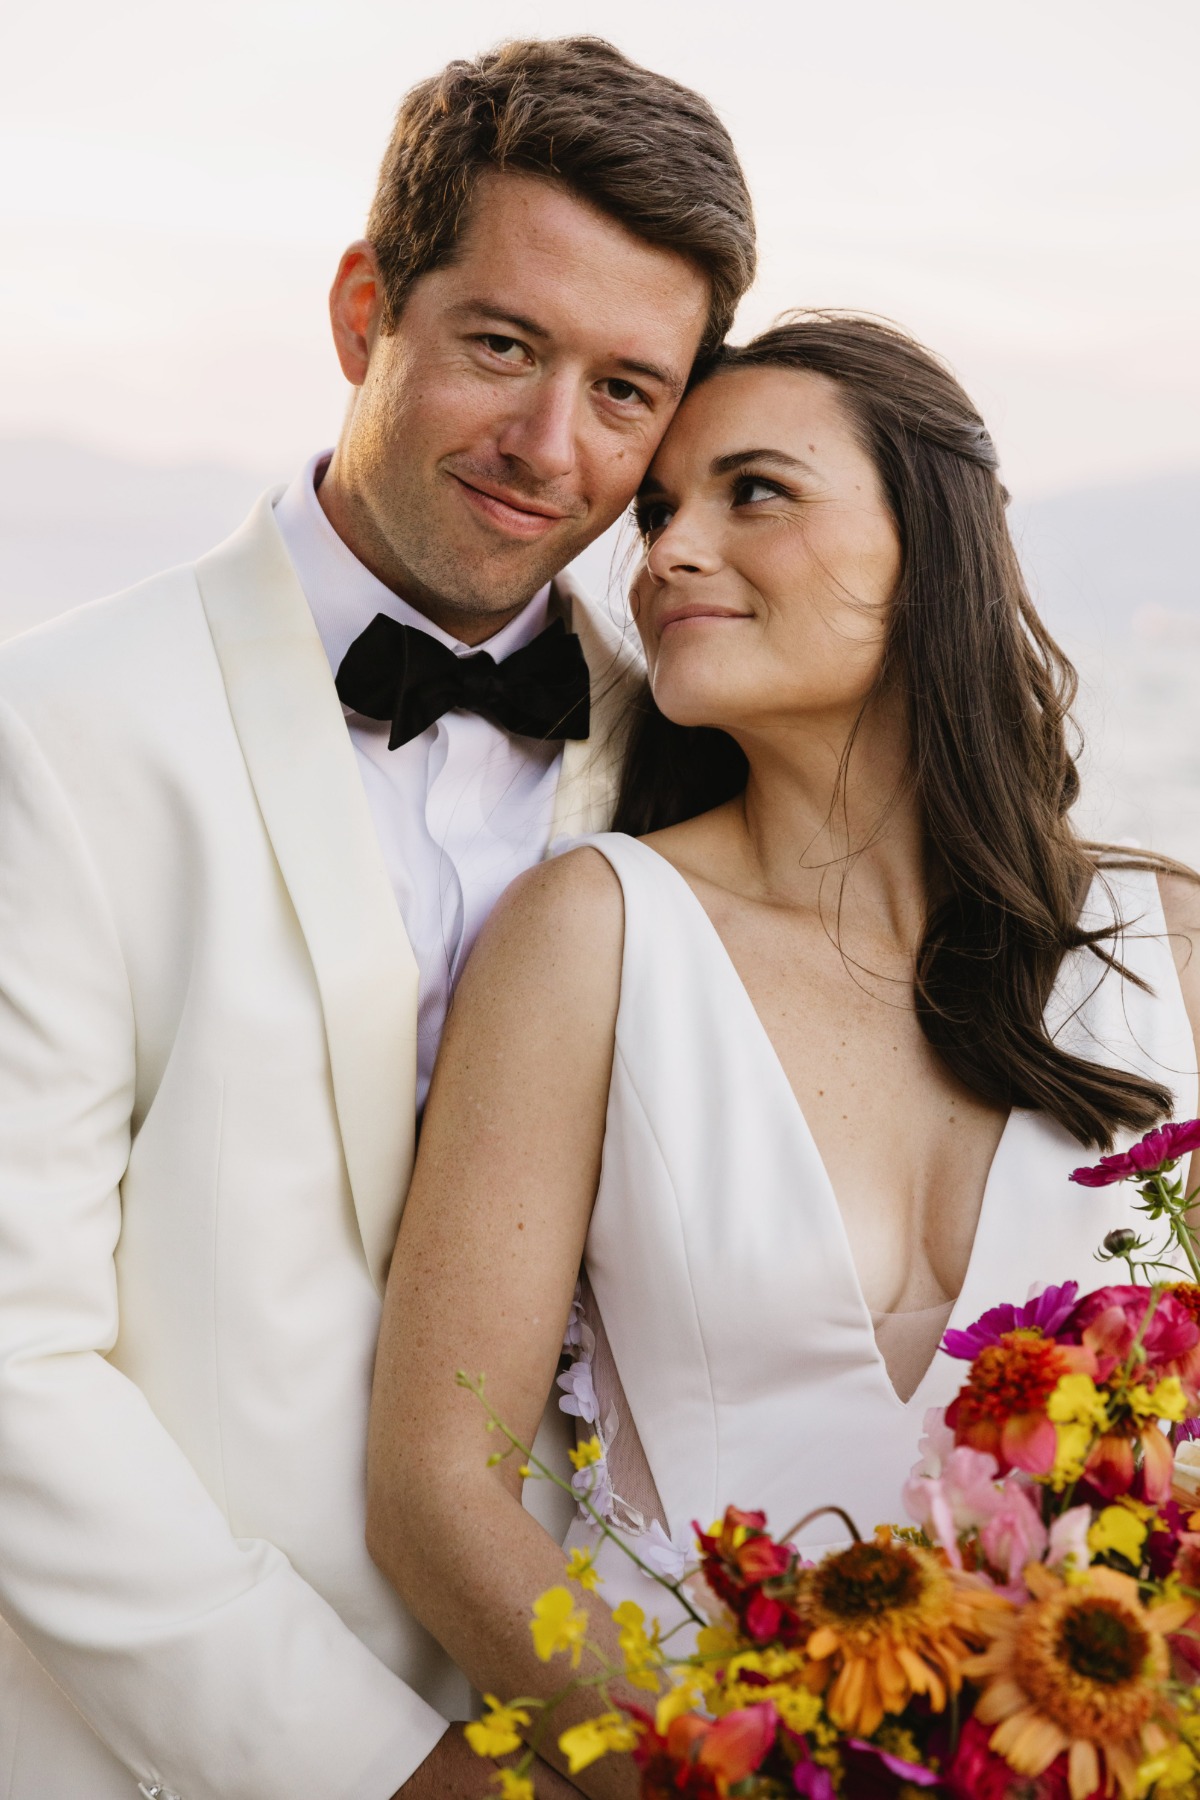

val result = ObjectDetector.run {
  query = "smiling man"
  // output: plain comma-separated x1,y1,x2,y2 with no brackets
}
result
0,36,754,1800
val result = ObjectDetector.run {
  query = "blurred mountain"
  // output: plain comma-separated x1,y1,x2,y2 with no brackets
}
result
0,438,271,640
0,438,1196,859
1010,471,1200,648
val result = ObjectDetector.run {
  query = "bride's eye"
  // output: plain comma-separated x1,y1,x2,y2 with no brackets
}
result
732,475,786,507
634,499,674,539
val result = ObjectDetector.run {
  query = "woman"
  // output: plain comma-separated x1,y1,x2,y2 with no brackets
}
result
366,315,1200,1793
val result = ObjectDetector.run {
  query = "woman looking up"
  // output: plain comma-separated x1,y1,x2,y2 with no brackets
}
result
366,315,1200,1797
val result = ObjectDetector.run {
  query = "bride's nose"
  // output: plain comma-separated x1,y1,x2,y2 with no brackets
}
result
644,508,722,584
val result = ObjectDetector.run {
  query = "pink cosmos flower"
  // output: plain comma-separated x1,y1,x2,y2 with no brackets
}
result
979,1478,1049,1590
1069,1118,1200,1187
1045,1505,1093,1573
903,1444,1005,1566
941,1282,1079,1360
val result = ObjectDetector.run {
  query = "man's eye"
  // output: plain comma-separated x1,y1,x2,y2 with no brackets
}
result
480,335,528,363
600,378,647,407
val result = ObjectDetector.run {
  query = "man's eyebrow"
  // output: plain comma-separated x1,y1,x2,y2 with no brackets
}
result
448,299,683,394
711,448,818,477
449,300,552,339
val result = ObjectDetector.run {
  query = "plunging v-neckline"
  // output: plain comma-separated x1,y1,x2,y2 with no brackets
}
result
620,835,1014,1410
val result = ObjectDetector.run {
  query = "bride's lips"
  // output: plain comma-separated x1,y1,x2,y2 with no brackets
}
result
658,603,750,635
449,472,572,541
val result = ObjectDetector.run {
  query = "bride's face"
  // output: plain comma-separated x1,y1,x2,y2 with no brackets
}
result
630,366,902,737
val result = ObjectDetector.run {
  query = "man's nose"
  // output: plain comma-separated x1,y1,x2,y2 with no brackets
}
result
495,376,579,483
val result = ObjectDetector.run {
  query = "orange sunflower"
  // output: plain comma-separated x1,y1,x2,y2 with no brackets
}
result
964,1563,1193,1800
799,1531,1004,1737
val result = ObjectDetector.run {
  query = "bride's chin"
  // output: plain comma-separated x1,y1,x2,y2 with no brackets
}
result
649,680,736,733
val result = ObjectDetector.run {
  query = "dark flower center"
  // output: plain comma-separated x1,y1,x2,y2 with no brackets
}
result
1057,1599,1149,1686
813,1542,922,1619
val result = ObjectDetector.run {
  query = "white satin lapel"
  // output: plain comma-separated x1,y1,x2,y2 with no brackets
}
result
195,492,418,1292
550,572,644,842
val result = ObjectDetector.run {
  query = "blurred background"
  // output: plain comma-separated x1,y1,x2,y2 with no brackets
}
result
1,0,1197,856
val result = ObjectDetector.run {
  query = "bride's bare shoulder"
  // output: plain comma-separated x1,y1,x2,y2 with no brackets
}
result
457,845,625,1004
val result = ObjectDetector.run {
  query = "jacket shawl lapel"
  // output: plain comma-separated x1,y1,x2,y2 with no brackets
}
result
195,491,419,1293
549,569,644,842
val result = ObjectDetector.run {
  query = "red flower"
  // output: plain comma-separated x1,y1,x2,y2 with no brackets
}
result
632,1702,777,1798
945,1330,1093,1475
1068,1284,1200,1411
693,1507,807,1646
943,1717,1082,1799
1069,1119,1200,1187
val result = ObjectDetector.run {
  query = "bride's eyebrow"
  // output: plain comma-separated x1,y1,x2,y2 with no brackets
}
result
710,448,816,477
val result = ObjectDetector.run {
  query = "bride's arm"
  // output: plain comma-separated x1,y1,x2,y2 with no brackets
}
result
367,848,638,1798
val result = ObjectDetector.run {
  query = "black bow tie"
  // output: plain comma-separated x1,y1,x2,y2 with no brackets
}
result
334,614,591,750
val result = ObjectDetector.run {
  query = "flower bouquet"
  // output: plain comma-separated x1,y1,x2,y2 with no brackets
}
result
463,1121,1200,1799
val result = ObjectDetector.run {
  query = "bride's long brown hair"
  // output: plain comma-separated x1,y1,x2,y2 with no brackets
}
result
614,311,1191,1149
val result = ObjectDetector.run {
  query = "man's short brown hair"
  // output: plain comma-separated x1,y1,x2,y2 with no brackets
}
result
366,36,756,355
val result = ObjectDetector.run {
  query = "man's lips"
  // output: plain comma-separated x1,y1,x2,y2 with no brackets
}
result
449,472,574,541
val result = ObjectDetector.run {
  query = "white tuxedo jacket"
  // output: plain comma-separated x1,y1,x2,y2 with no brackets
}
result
0,494,640,1800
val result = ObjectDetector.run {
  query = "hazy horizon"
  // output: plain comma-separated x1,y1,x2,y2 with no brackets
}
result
2,0,1197,497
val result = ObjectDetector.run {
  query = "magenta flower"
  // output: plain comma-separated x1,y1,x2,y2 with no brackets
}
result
941,1282,1079,1360
843,1740,940,1791
1070,1118,1200,1187
1067,1283,1200,1371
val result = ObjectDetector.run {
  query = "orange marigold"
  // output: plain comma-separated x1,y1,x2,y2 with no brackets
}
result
798,1531,1003,1738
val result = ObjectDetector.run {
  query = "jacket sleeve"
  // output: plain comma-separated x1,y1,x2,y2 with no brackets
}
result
0,699,446,1800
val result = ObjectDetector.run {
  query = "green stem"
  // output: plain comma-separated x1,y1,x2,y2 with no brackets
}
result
459,1373,706,1626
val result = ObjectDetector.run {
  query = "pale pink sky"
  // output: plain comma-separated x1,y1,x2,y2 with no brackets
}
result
1,0,1196,496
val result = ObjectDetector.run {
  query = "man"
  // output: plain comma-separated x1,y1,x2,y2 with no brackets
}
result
0,36,754,1800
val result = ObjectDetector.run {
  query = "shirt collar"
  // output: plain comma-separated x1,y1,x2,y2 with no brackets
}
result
273,450,553,676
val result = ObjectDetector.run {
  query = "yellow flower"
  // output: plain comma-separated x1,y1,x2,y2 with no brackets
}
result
557,1711,638,1774
564,1547,602,1592
1129,1376,1188,1424
530,1587,588,1666
464,1696,531,1759
964,1563,1194,1800
613,1598,661,1691
1048,1373,1111,1429
494,1771,535,1800
1088,1506,1149,1566
655,1680,705,1735
568,1436,603,1470
1050,1421,1095,1491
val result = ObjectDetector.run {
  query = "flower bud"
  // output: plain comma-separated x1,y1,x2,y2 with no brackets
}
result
1103,1228,1139,1256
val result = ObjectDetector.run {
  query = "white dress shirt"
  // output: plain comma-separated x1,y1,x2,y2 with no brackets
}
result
275,452,563,1109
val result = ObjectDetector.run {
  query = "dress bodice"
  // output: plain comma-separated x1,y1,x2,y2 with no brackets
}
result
562,834,1197,1585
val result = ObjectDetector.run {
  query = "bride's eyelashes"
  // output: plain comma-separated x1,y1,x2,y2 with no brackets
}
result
730,471,793,508
634,495,673,539
633,471,796,541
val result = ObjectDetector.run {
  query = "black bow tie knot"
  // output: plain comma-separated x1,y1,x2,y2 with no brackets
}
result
335,613,591,750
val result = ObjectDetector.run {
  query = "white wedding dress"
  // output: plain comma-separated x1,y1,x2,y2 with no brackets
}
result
556,833,1197,1618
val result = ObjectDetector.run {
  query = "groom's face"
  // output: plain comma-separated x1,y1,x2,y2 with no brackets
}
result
327,171,710,639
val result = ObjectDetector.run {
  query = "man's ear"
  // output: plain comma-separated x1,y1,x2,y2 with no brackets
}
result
329,240,383,386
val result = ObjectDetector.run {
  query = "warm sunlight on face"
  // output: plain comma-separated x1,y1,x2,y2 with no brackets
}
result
630,365,903,740
328,169,710,628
